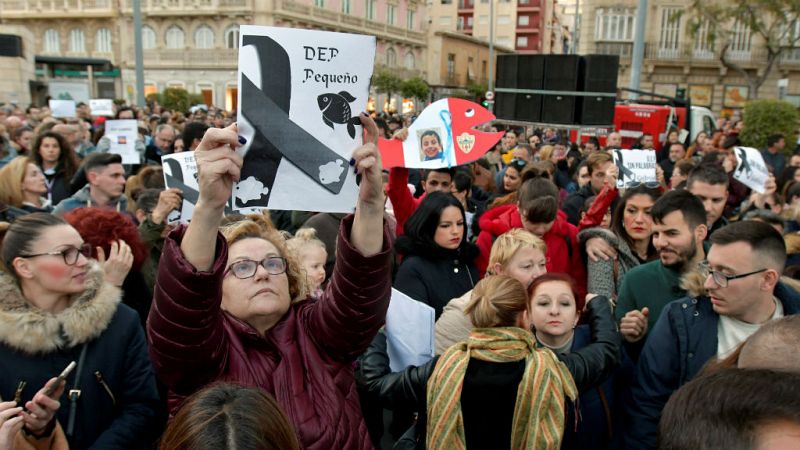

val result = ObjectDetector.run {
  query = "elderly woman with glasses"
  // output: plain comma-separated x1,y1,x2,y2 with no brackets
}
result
147,119,392,450
0,213,161,449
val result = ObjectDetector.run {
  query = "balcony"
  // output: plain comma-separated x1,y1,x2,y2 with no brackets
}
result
0,0,115,18
517,0,540,10
457,0,473,10
593,42,633,58
273,0,426,45
136,47,238,68
120,0,250,14
443,72,464,86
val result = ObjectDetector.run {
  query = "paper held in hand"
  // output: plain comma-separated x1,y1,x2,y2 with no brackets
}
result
49,99,76,118
732,146,769,194
234,26,375,214
89,99,115,117
104,120,139,165
385,288,435,372
611,149,657,188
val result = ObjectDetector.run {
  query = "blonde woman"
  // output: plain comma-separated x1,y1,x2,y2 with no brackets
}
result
0,156,51,218
435,228,547,354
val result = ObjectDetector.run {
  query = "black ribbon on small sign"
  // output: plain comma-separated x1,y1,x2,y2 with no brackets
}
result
238,34,350,209
163,158,233,216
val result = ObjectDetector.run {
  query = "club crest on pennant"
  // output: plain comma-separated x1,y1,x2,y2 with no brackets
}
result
456,132,476,154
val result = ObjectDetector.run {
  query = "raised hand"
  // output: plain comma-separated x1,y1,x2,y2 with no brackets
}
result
351,113,385,257
194,123,244,211
98,240,134,287
151,188,183,225
620,307,649,343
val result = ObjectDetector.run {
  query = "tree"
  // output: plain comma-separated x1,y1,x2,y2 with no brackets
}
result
687,1,800,98
401,77,430,102
155,87,205,113
739,99,799,150
466,83,487,100
372,70,403,100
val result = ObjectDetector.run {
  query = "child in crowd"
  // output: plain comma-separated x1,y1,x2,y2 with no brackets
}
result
287,228,328,298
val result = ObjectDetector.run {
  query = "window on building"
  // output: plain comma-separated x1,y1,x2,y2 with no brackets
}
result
166,26,185,49
43,29,60,54
342,0,351,14
405,51,415,69
497,36,512,47
692,19,713,59
142,26,156,49
442,0,452,4
467,56,474,81
457,16,465,30
498,15,511,25
387,4,396,25
516,36,528,48
467,16,473,27
195,25,214,49
314,0,324,7
365,0,376,19
69,29,85,53
407,9,415,30
447,53,455,78
728,20,752,60
225,25,239,49
594,7,635,41
479,15,488,25
518,15,529,26
440,16,452,26
481,60,487,79
657,7,681,57
95,28,113,53
386,47,396,66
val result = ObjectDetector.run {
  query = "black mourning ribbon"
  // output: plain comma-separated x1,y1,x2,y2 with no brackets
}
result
239,34,350,209
163,157,233,216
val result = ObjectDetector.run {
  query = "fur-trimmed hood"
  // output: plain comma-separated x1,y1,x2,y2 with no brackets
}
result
0,262,121,354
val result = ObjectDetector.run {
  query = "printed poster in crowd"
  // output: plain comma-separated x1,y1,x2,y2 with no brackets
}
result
733,146,769,194
162,152,234,223
49,99,76,118
104,119,139,164
385,288,435,372
611,149,657,188
377,98,503,169
89,99,115,117
235,26,375,213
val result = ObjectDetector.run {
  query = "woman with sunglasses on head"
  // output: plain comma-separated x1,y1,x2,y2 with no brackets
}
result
147,119,393,450
0,213,161,449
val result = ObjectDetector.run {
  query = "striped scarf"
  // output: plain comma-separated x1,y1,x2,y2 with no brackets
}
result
426,327,578,450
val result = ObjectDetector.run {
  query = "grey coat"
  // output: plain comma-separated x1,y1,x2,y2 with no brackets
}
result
578,227,642,300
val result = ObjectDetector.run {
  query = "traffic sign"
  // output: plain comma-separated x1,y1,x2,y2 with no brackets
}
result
485,91,494,101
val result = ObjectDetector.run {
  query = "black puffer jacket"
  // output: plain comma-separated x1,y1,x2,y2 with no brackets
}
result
357,296,621,449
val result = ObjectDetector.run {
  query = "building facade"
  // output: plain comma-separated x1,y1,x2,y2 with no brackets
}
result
0,0,427,110
577,0,800,114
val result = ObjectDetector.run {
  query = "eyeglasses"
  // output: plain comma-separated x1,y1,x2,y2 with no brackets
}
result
508,158,527,171
699,261,768,288
224,257,287,279
20,243,92,266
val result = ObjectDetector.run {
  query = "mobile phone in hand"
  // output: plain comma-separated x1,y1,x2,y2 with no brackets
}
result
43,361,76,397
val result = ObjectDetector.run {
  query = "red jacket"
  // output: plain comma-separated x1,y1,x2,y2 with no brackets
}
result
387,167,424,236
476,204,587,296
147,215,392,450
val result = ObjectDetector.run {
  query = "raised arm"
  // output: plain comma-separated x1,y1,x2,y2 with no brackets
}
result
350,114,385,256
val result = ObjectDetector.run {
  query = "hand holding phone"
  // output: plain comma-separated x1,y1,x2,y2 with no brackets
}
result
43,361,76,397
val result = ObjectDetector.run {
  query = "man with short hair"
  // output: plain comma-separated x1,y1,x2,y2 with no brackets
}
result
738,315,800,372
615,190,708,345
501,130,517,151
659,142,686,181
762,133,786,175
605,132,622,149
53,152,128,215
145,124,176,164
637,133,654,150
687,163,730,237
182,122,209,151
626,220,800,448
562,151,614,225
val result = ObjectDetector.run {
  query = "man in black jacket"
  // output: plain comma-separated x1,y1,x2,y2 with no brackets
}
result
563,151,614,225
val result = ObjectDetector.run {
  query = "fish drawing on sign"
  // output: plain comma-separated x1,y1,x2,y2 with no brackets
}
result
235,176,270,205
318,91,361,139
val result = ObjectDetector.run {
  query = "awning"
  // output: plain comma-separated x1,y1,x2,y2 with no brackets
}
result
34,55,112,66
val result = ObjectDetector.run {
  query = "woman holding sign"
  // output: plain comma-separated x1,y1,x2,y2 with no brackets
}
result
147,115,392,450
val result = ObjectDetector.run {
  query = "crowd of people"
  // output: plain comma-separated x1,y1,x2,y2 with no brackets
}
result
0,99,799,450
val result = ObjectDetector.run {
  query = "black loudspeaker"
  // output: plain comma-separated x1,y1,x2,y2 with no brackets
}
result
541,55,579,124
494,54,544,122
494,54,518,121
0,35,22,57
578,54,619,125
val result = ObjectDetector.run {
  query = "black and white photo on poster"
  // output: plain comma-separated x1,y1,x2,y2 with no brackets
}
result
235,26,376,213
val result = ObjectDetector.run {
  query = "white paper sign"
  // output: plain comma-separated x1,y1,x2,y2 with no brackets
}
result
235,26,376,214
162,152,199,224
612,149,657,188
49,99,76,118
104,120,139,164
385,288,435,372
733,146,769,194
90,99,114,117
